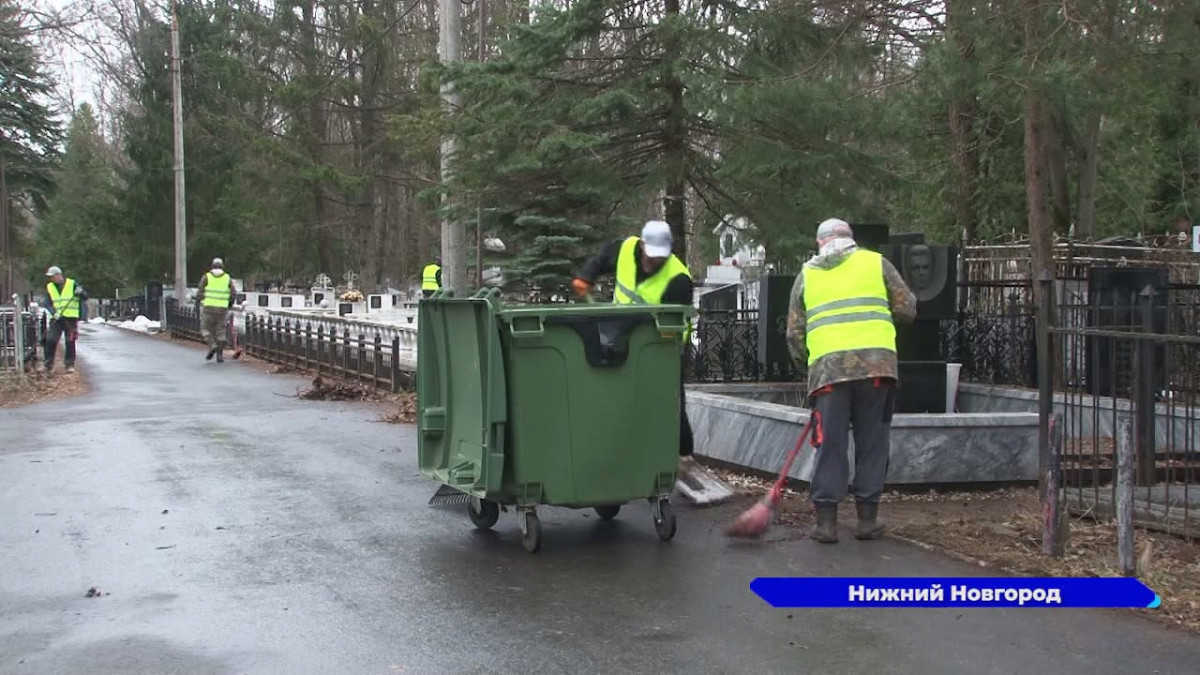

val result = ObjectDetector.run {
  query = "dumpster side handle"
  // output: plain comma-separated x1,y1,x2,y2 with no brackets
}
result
654,311,689,334
509,315,545,339
422,407,447,436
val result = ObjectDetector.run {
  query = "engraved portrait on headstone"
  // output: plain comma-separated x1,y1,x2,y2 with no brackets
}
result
900,244,948,302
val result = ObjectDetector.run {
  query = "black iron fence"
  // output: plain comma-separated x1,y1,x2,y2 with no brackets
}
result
97,297,148,321
243,315,412,391
166,300,414,392
681,294,1039,387
1035,277,1198,559
685,309,765,383
165,300,205,342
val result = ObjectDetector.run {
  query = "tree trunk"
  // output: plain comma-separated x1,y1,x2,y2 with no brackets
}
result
301,0,333,275
1024,1,1054,303
946,0,980,243
662,0,687,263
1075,108,1102,240
357,0,384,291
1046,105,1072,235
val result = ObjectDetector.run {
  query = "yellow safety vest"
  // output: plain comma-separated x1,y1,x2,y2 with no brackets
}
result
203,271,232,308
801,249,895,366
422,263,441,291
614,236,693,341
47,278,80,318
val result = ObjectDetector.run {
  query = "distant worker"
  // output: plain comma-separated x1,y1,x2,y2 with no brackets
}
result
422,258,442,298
786,218,916,544
572,220,697,473
43,265,88,374
196,257,237,363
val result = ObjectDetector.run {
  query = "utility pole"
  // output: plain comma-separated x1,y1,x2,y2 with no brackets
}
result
438,0,467,293
0,152,9,299
171,1,188,302
475,0,486,290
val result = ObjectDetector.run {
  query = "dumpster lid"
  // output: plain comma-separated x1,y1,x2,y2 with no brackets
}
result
416,292,508,495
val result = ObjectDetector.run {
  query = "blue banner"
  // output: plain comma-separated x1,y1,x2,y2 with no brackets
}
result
751,577,1160,609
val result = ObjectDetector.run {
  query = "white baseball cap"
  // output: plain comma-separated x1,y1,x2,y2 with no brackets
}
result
641,220,673,258
46,266,62,277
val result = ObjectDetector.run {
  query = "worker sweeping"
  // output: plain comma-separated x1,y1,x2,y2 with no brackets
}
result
785,218,915,542
42,265,88,374
572,220,733,505
196,257,237,363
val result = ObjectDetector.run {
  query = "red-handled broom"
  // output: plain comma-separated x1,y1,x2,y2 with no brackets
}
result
229,314,243,360
724,413,818,539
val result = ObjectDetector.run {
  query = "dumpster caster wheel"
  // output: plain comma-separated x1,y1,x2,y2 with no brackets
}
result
519,509,542,553
468,497,500,530
594,505,620,521
652,498,676,541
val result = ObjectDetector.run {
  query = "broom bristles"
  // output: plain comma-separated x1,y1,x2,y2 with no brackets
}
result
724,498,774,538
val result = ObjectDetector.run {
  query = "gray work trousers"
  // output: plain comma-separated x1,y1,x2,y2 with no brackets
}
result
809,378,896,505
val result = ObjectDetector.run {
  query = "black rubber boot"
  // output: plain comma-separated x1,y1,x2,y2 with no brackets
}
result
206,346,217,361
855,502,886,540
216,346,225,363
810,503,839,544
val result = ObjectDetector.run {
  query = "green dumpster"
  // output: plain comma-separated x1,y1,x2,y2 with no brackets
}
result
417,288,692,553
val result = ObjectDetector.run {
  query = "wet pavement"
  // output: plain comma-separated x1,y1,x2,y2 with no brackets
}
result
2,327,1200,674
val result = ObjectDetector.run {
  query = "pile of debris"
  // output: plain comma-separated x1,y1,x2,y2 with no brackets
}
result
381,392,418,424
297,375,376,401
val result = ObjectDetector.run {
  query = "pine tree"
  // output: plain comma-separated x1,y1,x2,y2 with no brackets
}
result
443,0,741,293
35,104,125,296
0,0,62,293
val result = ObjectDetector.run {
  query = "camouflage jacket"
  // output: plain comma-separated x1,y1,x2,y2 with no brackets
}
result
785,243,917,396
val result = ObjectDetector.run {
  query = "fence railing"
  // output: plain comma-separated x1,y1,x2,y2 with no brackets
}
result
166,299,416,392
685,309,764,383
1035,276,1197,566
1,304,47,373
679,302,1041,387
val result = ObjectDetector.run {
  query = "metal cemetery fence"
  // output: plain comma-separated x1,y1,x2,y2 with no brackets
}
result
681,288,1038,387
1,303,46,374
1034,277,1198,562
685,309,762,383
166,299,415,392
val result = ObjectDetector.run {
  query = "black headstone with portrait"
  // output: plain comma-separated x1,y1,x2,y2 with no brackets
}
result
882,244,958,320
893,321,943,361
879,243,958,373
850,223,890,253
889,232,926,246
896,361,949,413
757,274,800,382
883,243,960,413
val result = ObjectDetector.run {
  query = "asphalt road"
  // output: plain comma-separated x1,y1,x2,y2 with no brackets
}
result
2,326,1199,675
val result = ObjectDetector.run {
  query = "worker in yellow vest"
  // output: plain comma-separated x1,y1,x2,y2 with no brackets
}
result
786,218,916,544
42,265,88,373
572,220,697,472
421,258,442,298
196,257,237,363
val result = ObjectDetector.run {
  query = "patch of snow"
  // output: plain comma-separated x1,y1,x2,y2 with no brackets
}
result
87,317,107,324
116,315,162,333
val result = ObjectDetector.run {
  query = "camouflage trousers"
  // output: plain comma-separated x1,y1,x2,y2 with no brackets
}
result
201,306,229,350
